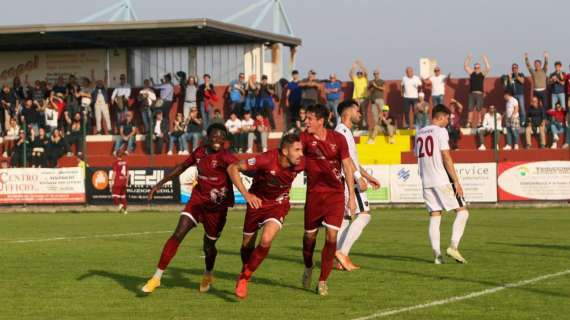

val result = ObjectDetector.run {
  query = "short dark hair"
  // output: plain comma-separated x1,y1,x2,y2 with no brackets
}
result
203,73,211,79
306,104,329,120
337,99,358,116
279,133,301,150
292,70,299,75
432,104,451,118
261,75,268,80
243,110,251,115
207,123,227,136
555,61,562,66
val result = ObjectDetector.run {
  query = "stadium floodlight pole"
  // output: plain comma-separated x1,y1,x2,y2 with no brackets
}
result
224,0,295,36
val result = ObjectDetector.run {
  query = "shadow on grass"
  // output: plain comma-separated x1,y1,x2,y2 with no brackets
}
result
488,242,570,251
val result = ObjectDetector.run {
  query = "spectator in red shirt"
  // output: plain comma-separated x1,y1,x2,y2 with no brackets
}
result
546,102,569,149
51,92,65,130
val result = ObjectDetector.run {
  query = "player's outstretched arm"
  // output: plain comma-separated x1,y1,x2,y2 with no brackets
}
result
342,158,357,216
148,162,192,201
227,160,262,209
442,150,464,198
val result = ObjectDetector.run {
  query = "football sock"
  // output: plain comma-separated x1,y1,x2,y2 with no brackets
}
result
121,198,127,209
204,245,217,273
153,269,164,279
451,210,469,249
244,245,271,279
336,218,351,251
240,245,254,265
157,237,181,272
302,236,317,268
319,239,336,281
340,214,371,255
429,216,441,256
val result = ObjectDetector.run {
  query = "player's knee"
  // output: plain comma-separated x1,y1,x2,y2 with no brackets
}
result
203,236,218,253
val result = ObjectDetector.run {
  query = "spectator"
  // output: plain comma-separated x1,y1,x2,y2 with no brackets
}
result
546,102,568,149
299,70,321,111
210,109,224,126
290,107,307,134
2,117,20,157
401,66,422,129
197,74,217,128
113,111,137,155
244,74,258,116
12,76,26,101
10,129,30,167
549,61,566,109
44,99,59,136
448,99,463,150
138,79,156,134
368,69,386,129
503,92,520,150
183,76,198,120
152,73,174,125
424,66,450,106
182,106,203,152
64,86,81,135
504,63,526,126
525,52,549,108
285,70,302,126
227,73,246,116
252,113,269,153
325,73,342,122
565,63,570,107
91,80,111,135
51,76,67,96
1,84,17,134
147,111,168,154
414,92,429,129
241,111,256,153
168,113,187,155
464,53,491,128
31,127,48,167
46,129,68,167
349,60,369,128
225,112,242,153
368,105,395,144
66,112,84,156
20,99,40,136
111,74,131,130
325,108,336,129
524,97,546,149
78,78,93,134
477,105,503,150
256,75,276,129
51,92,66,130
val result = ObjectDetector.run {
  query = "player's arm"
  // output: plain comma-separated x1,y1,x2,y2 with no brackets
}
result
441,150,464,198
148,160,193,201
359,165,380,189
342,158,356,216
227,160,262,209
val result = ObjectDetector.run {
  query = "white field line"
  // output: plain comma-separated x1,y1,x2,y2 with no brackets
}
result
351,268,570,320
5,231,172,244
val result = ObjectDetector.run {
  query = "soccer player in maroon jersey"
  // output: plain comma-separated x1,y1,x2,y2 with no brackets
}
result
109,147,128,214
300,104,356,296
141,123,238,294
228,134,305,299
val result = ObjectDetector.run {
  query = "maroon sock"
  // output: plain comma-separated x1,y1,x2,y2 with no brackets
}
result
121,198,127,209
244,245,270,278
112,197,120,206
157,237,181,270
319,239,336,281
302,236,317,268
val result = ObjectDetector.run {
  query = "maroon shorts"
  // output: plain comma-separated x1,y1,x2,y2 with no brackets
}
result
304,191,344,231
181,202,228,240
243,202,290,235
111,184,127,198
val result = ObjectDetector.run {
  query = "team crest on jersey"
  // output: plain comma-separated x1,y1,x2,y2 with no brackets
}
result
270,170,276,175
211,160,218,168
311,141,317,147
330,143,337,152
247,158,256,166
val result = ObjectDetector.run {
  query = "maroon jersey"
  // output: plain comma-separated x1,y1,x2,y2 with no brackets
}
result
300,130,349,193
183,146,238,210
112,159,128,188
243,149,305,205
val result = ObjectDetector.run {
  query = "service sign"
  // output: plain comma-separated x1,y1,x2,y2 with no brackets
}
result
498,161,570,201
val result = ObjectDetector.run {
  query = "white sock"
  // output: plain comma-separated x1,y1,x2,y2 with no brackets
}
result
340,214,371,255
451,210,469,249
429,215,441,256
336,218,351,251
153,269,164,279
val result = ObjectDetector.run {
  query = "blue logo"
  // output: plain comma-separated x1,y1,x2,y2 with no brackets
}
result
397,168,411,182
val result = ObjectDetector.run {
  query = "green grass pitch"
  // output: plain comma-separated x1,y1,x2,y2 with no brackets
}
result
1,208,569,320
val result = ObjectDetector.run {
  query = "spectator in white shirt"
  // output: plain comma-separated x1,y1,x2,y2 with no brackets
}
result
401,67,422,129
240,111,256,153
503,92,520,150
224,112,242,153
111,74,131,129
477,105,503,150
424,67,450,106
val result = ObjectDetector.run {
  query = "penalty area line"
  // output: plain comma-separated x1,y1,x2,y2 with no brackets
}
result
6,231,172,244
351,268,570,320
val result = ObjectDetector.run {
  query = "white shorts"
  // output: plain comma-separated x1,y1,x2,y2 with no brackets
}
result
345,185,370,217
423,184,466,213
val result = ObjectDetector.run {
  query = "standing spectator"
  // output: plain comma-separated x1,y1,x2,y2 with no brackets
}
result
66,112,84,156
464,53,491,128
226,73,246,116
152,74,174,125
325,73,342,123
253,113,269,152
1,85,18,134
414,92,429,129
197,74,217,128
78,78,94,134
549,61,566,109
368,69,386,129
114,111,137,155
504,63,526,126
51,76,67,96
46,129,68,167
2,118,20,157
64,86,82,134
44,99,59,136
225,112,242,153
244,74,258,116
477,105,503,150
138,79,156,134
182,107,203,152
91,80,111,135
503,92,520,150
51,92,66,130
349,60,369,128
525,97,546,149
299,70,321,108
424,67,450,106
241,111,256,153
10,129,30,167
448,99,463,150
31,127,49,167
256,75,276,129
290,107,307,134
286,70,302,126
168,113,187,155
367,105,395,144
147,111,168,154
111,74,131,130
546,102,568,149
525,52,549,108
401,67,422,129
20,99,40,136
183,76,198,121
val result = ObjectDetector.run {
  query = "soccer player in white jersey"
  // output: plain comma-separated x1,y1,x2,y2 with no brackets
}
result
334,99,381,271
414,104,470,264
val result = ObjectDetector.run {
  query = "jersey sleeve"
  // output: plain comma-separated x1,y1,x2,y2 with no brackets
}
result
244,152,272,172
438,129,450,151
221,151,239,168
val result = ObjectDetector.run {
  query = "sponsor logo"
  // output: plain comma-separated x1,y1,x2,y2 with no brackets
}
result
92,170,109,190
397,168,411,182
247,158,256,166
518,166,529,177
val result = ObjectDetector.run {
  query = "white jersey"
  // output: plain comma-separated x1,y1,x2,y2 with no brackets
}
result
335,123,360,170
414,125,451,188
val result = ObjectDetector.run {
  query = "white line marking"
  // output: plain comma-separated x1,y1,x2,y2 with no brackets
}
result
6,231,172,244
351,269,570,320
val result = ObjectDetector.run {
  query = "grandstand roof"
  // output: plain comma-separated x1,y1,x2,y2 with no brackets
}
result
0,18,302,51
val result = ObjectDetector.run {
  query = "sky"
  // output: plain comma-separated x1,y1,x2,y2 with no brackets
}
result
1,0,569,80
